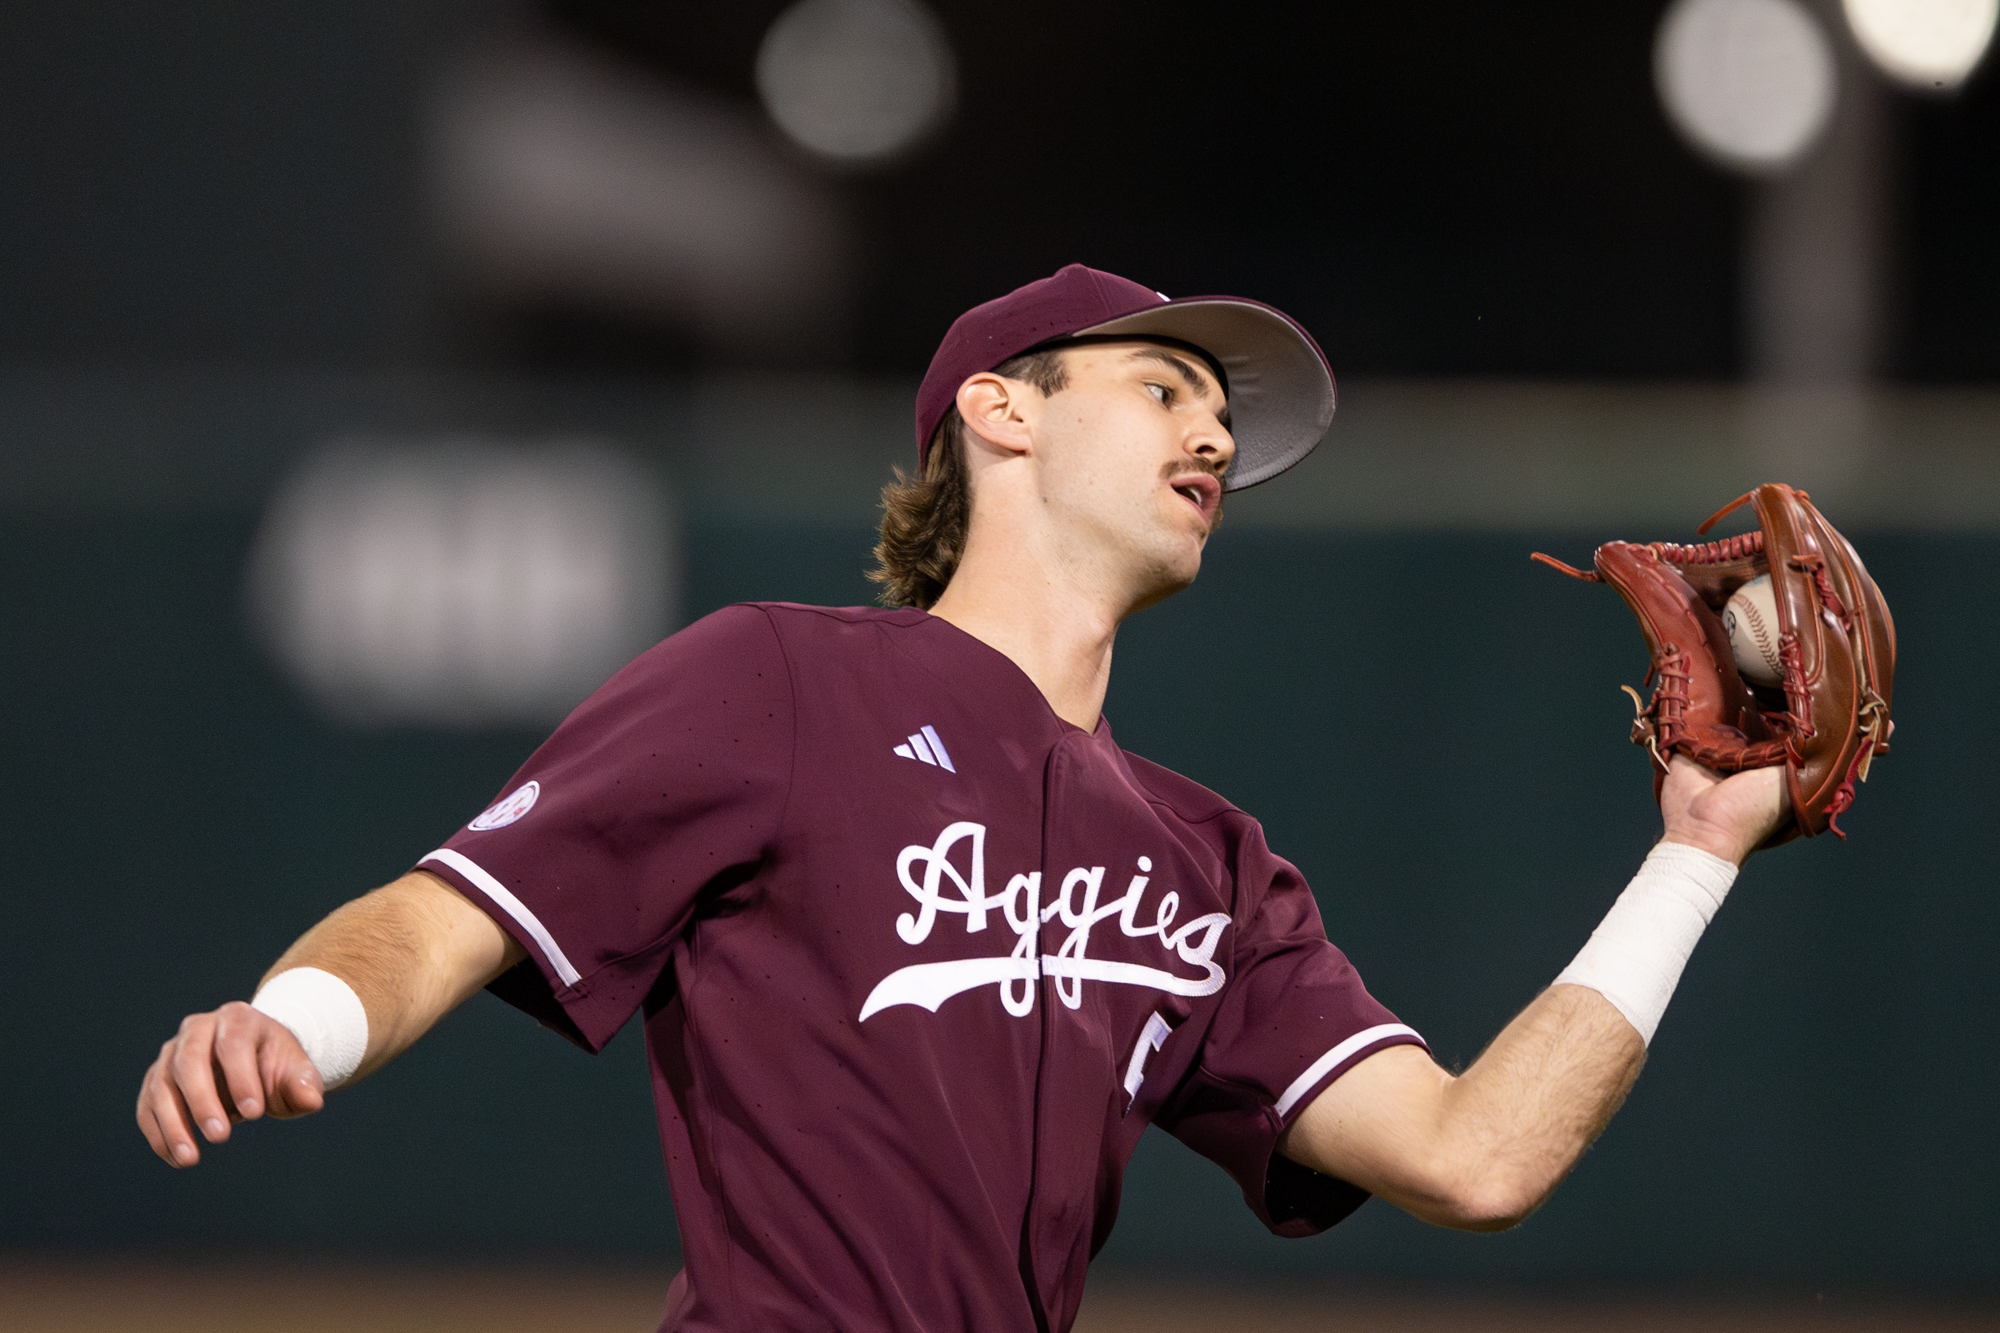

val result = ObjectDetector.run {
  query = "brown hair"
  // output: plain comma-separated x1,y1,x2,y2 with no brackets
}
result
870,348,1070,608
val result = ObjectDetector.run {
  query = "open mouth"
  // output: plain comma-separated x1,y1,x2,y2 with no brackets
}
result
1170,474,1221,524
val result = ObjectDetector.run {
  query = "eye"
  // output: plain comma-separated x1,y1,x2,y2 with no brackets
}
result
1144,382,1171,404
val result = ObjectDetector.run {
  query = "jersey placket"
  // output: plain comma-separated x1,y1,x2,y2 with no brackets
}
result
1020,732,1122,1329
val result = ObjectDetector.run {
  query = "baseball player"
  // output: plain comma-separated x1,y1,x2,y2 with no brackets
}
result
138,265,1787,1332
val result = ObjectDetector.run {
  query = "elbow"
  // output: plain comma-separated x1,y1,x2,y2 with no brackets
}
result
1425,1172,1548,1233
1438,1188,1536,1233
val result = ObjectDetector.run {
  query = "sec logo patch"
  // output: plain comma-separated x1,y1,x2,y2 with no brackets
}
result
469,780,540,831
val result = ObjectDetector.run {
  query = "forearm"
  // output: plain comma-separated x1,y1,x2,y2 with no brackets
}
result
1402,757,1775,1212
1429,982,1644,1225
139,870,523,1168
1285,820,1752,1229
1282,985,1641,1230
261,870,522,1081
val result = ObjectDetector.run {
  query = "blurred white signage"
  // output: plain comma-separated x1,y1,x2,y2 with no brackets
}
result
1843,0,1997,89
430,39,850,359
756,0,957,166
1655,0,1837,174
248,439,678,728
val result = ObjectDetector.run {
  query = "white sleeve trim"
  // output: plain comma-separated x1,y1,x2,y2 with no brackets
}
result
1274,1022,1424,1118
420,847,583,987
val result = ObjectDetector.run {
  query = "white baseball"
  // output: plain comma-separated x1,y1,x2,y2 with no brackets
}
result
1722,573,1784,688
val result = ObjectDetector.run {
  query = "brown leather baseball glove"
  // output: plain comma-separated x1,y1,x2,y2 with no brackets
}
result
1533,483,1895,844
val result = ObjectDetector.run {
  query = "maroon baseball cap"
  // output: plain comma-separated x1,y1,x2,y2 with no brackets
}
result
914,263,1336,491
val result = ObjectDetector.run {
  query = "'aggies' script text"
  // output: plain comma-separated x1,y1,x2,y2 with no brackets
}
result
859,821,1232,1021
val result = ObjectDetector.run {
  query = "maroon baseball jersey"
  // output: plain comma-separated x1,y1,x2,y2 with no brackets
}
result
416,604,1424,1333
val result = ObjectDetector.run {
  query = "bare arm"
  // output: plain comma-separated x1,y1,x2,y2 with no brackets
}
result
1279,756,1786,1229
136,870,525,1167
1279,985,1642,1229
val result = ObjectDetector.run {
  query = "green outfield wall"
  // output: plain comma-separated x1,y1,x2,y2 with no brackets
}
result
3,507,1989,1286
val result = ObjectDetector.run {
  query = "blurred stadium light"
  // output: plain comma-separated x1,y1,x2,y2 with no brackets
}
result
1843,0,1998,89
1727,0,1893,496
1649,0,1901,481
246,439,677,728
1655,0,1839,174
755,0,957,167
428,37,850,361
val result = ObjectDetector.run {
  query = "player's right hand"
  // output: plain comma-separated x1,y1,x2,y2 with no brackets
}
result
136,1002,325,1168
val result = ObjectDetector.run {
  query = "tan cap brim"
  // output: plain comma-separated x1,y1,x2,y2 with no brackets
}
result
1075,296,1337,491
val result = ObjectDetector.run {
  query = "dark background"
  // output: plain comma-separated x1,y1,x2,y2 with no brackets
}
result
2,1,1996,381
2,0,1996,1299
8,514,1990,1287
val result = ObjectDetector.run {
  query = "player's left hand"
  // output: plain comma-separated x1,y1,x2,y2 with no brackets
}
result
1658,755,1789,865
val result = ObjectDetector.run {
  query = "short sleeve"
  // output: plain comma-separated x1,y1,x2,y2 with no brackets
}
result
413,604,794,1052
1152,817,1426,1237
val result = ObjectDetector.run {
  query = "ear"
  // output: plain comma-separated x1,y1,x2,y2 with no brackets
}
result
956,373,1035,458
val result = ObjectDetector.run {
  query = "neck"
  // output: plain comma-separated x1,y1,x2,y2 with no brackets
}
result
928,542,1125,733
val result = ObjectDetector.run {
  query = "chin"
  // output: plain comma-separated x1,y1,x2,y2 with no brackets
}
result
1128,549,1203,614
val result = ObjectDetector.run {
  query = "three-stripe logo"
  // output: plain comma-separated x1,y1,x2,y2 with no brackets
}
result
892,724,956,772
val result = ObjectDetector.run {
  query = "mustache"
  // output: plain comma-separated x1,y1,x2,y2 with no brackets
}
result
1161,458,1227,529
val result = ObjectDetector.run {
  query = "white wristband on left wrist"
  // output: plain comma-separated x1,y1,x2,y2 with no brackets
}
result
1551,841,1738,1046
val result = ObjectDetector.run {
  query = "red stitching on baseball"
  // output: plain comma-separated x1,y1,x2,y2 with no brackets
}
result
1731,588,1780,682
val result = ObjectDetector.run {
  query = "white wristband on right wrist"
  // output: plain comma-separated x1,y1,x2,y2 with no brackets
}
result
1552,841,1738,1046
251,967,369,1090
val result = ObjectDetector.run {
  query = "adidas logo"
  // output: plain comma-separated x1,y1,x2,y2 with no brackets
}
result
892,724,956,772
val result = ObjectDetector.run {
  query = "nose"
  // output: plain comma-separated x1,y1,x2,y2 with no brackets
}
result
1186,412,1235,475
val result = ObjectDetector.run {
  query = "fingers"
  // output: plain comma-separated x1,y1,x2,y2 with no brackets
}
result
167,1011,237,1148
212,1002,269,1123
138,1036,206,1168
138,1005,331,1167
259,1024,325,1119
